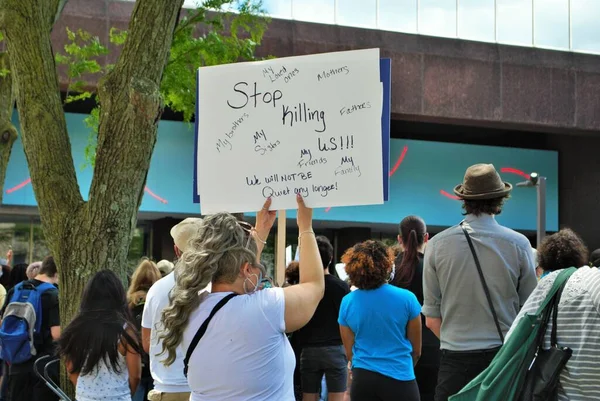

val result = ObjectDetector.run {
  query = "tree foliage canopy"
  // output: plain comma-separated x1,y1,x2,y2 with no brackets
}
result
51,0,269,166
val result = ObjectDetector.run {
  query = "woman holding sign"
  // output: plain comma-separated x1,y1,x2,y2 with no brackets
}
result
159,195,325,401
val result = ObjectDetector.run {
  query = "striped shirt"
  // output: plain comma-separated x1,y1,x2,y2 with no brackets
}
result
506,266,600,401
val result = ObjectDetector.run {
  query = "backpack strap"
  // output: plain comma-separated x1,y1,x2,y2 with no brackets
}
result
29,283,56,334
183,293,237,377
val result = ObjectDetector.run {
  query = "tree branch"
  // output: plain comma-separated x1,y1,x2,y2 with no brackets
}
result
2,0,83,243
90,0,184,214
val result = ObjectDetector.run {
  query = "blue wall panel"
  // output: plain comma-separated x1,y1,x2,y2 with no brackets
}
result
3,113,558,231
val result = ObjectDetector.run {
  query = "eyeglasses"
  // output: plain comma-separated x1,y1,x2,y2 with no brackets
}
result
237,220,256,249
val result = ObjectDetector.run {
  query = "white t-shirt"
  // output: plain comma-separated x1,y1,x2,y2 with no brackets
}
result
183,287,295,401
141,273,191,393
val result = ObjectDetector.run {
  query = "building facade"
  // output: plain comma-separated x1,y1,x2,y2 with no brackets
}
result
1,0,600,273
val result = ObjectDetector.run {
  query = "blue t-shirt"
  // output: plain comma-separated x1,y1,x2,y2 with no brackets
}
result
338,284,421,381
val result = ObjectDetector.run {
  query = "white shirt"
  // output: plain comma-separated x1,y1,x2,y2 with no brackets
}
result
183,287,295,401
76,355,130,401
141,273,191,393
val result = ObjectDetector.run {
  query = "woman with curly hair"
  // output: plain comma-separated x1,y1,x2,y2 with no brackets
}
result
338,240,422,401
507,228,600,400
158,196,324,401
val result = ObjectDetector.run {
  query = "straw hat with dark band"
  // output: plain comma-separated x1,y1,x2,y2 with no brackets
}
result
454,164,512,200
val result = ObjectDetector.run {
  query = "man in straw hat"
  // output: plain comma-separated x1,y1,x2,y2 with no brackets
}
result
422,164,537,401
141,218,204,401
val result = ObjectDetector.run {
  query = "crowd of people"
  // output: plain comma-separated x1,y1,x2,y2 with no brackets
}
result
0,163,599,401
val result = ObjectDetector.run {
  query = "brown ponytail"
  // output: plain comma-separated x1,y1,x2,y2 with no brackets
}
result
391,216,426,288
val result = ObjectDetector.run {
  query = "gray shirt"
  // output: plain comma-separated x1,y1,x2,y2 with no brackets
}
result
422,214,537,351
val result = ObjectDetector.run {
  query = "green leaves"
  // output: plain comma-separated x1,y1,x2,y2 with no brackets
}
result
162,0,269,121
59,28,109,79
109,28,128,46
82,105,100,169
56,1,268,165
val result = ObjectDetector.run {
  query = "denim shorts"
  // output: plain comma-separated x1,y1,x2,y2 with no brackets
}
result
300,345,348,393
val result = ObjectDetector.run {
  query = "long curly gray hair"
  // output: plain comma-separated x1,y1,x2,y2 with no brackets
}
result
159,212,257,365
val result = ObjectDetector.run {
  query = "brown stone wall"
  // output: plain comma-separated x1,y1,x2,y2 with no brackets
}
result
56,0,600,133
51,1,600,249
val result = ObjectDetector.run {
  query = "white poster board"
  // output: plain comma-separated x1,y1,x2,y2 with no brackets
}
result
197,48,384,214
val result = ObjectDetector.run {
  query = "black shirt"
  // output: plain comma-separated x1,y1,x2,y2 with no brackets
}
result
2,279,60,373
391,253,440,349
294,274,350,348
393,252,425,305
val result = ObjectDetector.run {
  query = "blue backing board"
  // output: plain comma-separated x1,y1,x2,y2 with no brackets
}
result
380,58,391,200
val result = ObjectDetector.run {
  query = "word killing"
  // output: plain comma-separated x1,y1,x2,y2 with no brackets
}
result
282,103,326,133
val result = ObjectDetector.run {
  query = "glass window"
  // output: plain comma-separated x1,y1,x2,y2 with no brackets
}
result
458,0,495,42
571,0,600,53
533,0,569,49
337,0,377,28
378,0,418,33
292,0,334,24
419,0,457,38
496,0,533,46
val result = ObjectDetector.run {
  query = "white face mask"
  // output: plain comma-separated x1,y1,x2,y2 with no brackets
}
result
243,271,262,294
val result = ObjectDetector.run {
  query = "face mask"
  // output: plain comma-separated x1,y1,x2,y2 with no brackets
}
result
243,271,263,294
388,264,395,282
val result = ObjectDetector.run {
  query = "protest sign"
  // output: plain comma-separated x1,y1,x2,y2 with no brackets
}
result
196,48,384,214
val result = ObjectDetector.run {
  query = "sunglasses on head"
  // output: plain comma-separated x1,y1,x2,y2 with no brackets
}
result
237,221,257,249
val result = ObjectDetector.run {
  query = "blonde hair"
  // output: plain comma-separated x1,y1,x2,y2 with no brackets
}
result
159,213,258,365
127,259,161,308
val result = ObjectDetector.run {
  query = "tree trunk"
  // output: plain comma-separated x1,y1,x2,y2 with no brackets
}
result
2,0,184,394
0,52,17,205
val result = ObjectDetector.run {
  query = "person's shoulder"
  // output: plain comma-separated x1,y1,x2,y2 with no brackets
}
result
251,287,284,306
495,224,531,248
326,275,351,292
340,288,357,303
428,224,461,245
146,272,175,300
384,283,415,297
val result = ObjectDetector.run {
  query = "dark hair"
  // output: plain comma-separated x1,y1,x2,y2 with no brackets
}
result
316,236,333,269
7,263,28,290
537,229,588,272
57,270,143,376
462,196,509,216
285,261,300,285
0,265,12,288
391,216,426,288
39,255,58,277
342,240,393,290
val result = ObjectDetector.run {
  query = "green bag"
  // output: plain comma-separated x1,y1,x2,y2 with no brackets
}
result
449,267,576,401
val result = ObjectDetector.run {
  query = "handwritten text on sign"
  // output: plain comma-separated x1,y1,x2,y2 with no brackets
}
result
197,49,384,214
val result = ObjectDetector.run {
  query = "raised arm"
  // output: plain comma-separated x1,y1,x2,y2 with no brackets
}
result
407,316,422,366
283,195,325,332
